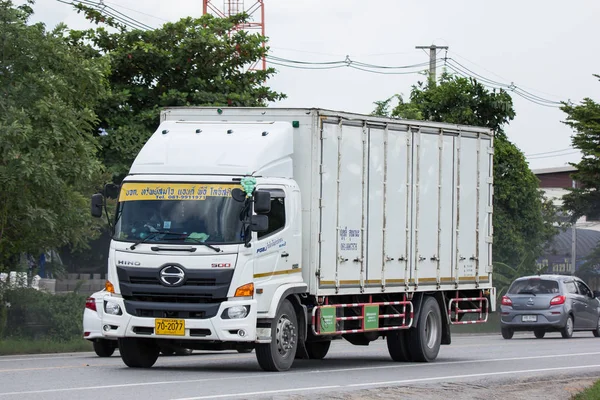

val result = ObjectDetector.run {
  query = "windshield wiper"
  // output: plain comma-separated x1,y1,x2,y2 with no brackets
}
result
163,235,222,253
129,230,189,250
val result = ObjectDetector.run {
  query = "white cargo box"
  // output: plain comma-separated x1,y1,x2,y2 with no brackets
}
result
161,108,494,296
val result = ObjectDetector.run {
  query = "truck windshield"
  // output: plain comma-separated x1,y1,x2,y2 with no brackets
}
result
112,182,246,245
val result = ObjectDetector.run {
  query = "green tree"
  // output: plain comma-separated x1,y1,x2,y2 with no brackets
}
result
560,75,600,221
372,73,558,273
0,1,108,270
69,7,286,182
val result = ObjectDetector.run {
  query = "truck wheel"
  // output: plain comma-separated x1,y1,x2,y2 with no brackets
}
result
118,338,160,368
407,296,442,362
305,340,331,359
237,348,253,354
256,299,298,372
386,329,412,362
93,339,115,357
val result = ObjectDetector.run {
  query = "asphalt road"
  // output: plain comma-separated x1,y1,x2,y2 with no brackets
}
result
1,332,600,400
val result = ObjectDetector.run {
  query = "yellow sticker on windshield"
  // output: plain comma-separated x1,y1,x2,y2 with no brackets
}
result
119,183,240,202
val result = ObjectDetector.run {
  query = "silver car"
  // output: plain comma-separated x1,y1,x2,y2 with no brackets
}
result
500,274,600,339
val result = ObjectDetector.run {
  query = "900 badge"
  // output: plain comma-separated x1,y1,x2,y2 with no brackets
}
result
211,263,231,268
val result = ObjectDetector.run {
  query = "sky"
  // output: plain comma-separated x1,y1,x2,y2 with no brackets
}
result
20,0,600,170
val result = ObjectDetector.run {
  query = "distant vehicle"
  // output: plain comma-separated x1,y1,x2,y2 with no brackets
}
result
500,275,600,339
83,290,118,357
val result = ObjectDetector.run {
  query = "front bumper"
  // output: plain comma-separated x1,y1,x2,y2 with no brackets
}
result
101,297,258,342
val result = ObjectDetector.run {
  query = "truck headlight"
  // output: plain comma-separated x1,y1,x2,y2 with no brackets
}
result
223,305,249,319
104,301,122,316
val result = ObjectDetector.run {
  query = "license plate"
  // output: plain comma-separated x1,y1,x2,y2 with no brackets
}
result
522,315,537,322
155,319,185,336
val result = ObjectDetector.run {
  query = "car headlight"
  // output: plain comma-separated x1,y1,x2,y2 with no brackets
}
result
223,305,249,319
104,301,122,316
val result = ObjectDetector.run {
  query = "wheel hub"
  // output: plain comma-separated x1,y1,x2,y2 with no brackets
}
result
276,314,297,356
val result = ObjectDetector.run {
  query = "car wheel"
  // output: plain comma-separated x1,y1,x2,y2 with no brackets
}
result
501,328,514,339
561,315,574,339
593,317,600,338
534,329,545,339
93,339,116,357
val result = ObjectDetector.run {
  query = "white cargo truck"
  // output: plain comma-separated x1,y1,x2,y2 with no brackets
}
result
91,107,495,371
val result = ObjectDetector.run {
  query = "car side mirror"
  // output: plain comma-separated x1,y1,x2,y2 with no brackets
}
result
91,193,104,218
253,190,271,214
594,290,600,299
250,215,268,232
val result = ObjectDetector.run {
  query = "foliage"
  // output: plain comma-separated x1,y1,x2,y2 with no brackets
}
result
1,287,87,342
572,379,600,400
560,75,600,222
0,338,92,355
372,72,559,272
69,8,286,182
0,1,108,270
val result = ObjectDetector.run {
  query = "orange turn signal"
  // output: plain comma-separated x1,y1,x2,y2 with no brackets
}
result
234,283,254,297
105,280,115,293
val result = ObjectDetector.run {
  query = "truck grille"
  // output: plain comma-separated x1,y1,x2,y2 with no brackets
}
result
117,266,234,319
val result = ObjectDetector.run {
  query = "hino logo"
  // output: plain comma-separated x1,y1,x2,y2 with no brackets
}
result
159,265,185,287
117,260,141,267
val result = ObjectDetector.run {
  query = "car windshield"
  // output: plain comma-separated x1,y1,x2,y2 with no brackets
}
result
113,182,246,245
508,278,560,295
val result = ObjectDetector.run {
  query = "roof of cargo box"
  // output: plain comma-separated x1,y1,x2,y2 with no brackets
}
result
161,107,494,137
129,120,293,177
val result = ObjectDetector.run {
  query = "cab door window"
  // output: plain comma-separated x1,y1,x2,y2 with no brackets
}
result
257,191,286,239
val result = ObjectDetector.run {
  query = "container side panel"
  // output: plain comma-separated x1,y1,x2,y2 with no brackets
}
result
384,129,411,286
336,125,365,286
456,136,478,280
439,135,456,282
479,137,493,282
318,122,340,288
414,133,441,283
366,127,384,285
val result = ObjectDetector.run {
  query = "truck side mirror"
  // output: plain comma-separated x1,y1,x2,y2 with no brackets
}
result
253,190,271,214
91,193,104,218
104,183,120,200
231,188,246,203
250,215,268,232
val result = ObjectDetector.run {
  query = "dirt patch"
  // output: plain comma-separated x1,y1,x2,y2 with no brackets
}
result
261,374,599,400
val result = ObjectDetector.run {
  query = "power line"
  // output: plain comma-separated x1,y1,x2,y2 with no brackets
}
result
102,1,169,22
525,148,576,157
527,151,580,160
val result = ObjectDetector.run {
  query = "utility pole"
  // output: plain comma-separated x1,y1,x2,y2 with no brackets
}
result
571,178,577,275
415,44,448,85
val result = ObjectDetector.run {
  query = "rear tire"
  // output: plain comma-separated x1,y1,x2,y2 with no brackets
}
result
93,339,116,357
305,340,331,360
593,317,600,338
561,315,574,339
501,328,514,339
407,296,442,362
256,299,298,371
118,338,160,368
386,329,412,362
534,329,545,339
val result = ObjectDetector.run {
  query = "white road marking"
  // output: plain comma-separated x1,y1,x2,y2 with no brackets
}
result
1,352,599,396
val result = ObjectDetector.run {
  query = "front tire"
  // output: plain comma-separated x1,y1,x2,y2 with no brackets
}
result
118,338,160,368
93,339,116,357
561,315,574,339
256,299,298,372
407,296,442,362
305,340,331,360
593,317,600,338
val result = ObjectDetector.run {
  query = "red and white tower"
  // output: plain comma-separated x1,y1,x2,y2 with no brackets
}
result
202,1,266,71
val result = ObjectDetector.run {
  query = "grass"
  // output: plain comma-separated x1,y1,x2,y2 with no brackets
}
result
0,338,93,356
572,379,600,399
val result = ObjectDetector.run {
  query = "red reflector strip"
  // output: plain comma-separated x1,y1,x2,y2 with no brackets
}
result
84,332,90,337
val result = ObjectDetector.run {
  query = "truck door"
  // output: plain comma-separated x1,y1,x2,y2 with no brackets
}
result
253,188,300,286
